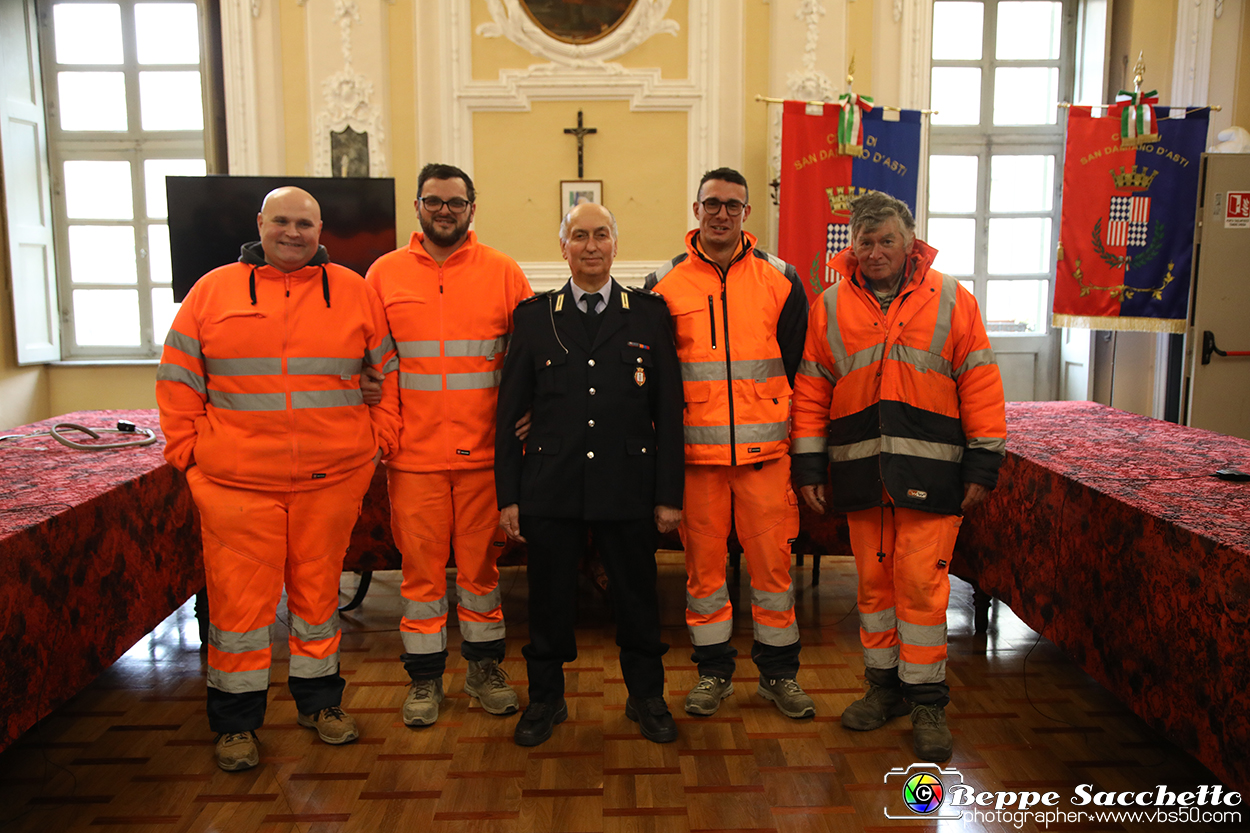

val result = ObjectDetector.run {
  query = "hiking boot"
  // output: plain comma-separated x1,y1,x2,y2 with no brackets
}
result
464,659,520,715
840,682,909,731
297,705,359,745
625,696,678,743
402,677,444,727
684,675,734,716
757,676,816,719
910,703,954,761
214,731,259,771
513,699,568,747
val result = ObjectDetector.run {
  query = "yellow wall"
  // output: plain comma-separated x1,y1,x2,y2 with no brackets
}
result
388,0,418,244
847,0,874,97
281,0,309,177
46,364,157,415
0,258,50,429
1109,0,1176,100
1237,8,1250,130
742,0,771,243
473,101,687,262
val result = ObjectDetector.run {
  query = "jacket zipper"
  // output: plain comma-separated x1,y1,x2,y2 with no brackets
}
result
438,263,449,468
719,276,735,464
707,294,717,349
284,271,296,489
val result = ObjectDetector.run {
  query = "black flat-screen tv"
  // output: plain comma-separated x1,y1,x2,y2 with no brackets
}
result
167,175,397,302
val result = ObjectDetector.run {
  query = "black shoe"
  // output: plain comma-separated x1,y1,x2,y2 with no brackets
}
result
513,699,568,747
625,696,678,743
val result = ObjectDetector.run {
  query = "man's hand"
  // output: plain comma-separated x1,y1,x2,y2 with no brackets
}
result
799,484,827,514
360,365,384,406
515,410,532,440
499,504,525,542
961,482,989,512
655,505,681,534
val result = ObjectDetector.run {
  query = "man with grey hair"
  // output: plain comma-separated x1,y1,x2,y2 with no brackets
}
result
790,190,1006,761
496,201,685,747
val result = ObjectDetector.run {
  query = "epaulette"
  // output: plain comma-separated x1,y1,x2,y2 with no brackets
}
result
517,289,558,306
623,285,664,300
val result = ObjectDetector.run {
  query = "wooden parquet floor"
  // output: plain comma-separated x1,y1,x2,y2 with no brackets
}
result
1,554,1243,833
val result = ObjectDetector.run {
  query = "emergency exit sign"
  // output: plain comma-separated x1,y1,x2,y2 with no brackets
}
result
1226,191,1250,228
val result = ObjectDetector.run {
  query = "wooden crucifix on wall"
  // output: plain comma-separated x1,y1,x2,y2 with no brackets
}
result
563,109,597,179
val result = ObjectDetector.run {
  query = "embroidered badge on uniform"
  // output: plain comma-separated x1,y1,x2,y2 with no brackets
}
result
907,488,927,500
634,367,646,386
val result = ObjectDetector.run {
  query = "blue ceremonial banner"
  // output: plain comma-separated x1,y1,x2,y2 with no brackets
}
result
779,101,922,300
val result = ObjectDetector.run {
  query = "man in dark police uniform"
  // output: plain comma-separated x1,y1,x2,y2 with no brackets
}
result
495,202,684,747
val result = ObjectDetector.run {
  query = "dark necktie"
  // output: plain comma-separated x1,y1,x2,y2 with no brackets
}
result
582,292,603,339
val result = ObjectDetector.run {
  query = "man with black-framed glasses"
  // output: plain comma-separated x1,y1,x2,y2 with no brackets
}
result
645,167,813,721
365,163,533,728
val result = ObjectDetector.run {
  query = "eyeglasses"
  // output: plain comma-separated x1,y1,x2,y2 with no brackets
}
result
699,198,746,216
419,196,473,213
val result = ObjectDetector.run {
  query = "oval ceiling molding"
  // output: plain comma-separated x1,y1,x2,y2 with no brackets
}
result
477,0,680,68
519,0,638,44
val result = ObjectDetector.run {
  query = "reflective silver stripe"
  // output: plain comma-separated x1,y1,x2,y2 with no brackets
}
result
289,653,339,679
754,620,799,647
157,364,207,396
969,436,1006,454
402,629,448,654
287,357,362,376
822,282,849,365
646,259,677,287
456,585,502,614
208,623,273,654
686,584,730,616
291,389,364,409
889,344,953,378
829,436,964,463
207,390,286,411
382,356,399,374
863,645,899,669
751,586,794,613
444,336,509,359
955,348,998,378
164,329,202,359
459,619,506,642
684,421,789,446
791,435,827,455
397,340,441,358
365,334,396,366
797,359,834,382
689,618,734,646
759,250,789,276
833,343,884,378
681,358,786,383
897,620,947,648
208,666,270,694
404,595,449,622
928,275,959,354
446,370,502,391
205,357,282,376
899,657,947,684
290,611,340,644
859,607,897,633
400,372,442,391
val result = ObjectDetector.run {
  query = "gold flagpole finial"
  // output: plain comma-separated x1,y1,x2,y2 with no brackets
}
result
846,54,856,93
1133,52,1146,93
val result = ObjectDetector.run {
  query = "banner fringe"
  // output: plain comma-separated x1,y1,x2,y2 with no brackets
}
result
1051,314,1186,334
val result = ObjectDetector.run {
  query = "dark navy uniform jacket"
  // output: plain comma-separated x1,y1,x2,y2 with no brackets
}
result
495,278,684,520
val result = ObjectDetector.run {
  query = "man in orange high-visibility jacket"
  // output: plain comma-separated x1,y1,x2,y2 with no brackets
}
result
791,191,1006,762
645,168,814,720
366,163,532,727
156,186,400,772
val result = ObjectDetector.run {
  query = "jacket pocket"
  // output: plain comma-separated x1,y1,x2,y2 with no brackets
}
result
536,354,567,394
620,347,653,388
753,375,791,400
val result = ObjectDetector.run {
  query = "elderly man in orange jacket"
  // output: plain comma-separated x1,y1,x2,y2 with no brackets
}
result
790,191,1006,761
366,164,533,727
157,186,400,772
645,168,814,720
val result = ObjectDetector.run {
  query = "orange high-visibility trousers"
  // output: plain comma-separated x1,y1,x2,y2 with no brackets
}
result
680,457,800,648
188,462,375,701
388,467,507,657
846,505,962,687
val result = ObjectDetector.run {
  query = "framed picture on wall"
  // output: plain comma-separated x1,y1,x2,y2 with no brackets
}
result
560,180,603,216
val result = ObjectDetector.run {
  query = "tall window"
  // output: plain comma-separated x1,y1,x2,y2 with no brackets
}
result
40,0,210,359
926,0,1075,335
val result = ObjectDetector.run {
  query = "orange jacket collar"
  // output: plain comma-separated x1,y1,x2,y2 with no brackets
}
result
407,229,479,264
828,237,939,290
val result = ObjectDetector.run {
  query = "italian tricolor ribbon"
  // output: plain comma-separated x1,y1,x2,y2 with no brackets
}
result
836,92,874,155
1115,89,1160,147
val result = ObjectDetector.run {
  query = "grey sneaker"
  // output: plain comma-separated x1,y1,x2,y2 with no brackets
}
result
464,659,520,715
840,682,909,731
214,731,259,771
757,676,816,719
684,675,734,716
911,703,953,760
402,677,444,727
297,705,359,745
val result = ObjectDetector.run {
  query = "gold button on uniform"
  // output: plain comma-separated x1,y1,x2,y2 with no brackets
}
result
589,387,596,395
588,359,595,366
588,420,595,427
586,451,595,459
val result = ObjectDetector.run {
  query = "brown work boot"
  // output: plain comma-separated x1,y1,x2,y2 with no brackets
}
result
840,682,909,731
297,705,359,745
464,659,520,715
684,675,734,716
757,676,816,719
402,677,444,727
910,703,954,761
214,731,259,771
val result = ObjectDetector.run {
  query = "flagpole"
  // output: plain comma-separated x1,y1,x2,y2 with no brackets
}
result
753,94,937,115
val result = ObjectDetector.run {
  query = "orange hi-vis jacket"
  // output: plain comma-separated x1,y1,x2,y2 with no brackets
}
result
366,231,533,472
790,239,1007,517
646,230,808,467
157,243,400,491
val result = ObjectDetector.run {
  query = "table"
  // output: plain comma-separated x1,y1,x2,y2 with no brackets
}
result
0,409,203,754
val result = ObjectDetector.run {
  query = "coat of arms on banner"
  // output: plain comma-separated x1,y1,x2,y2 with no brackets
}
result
824,186,868,288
